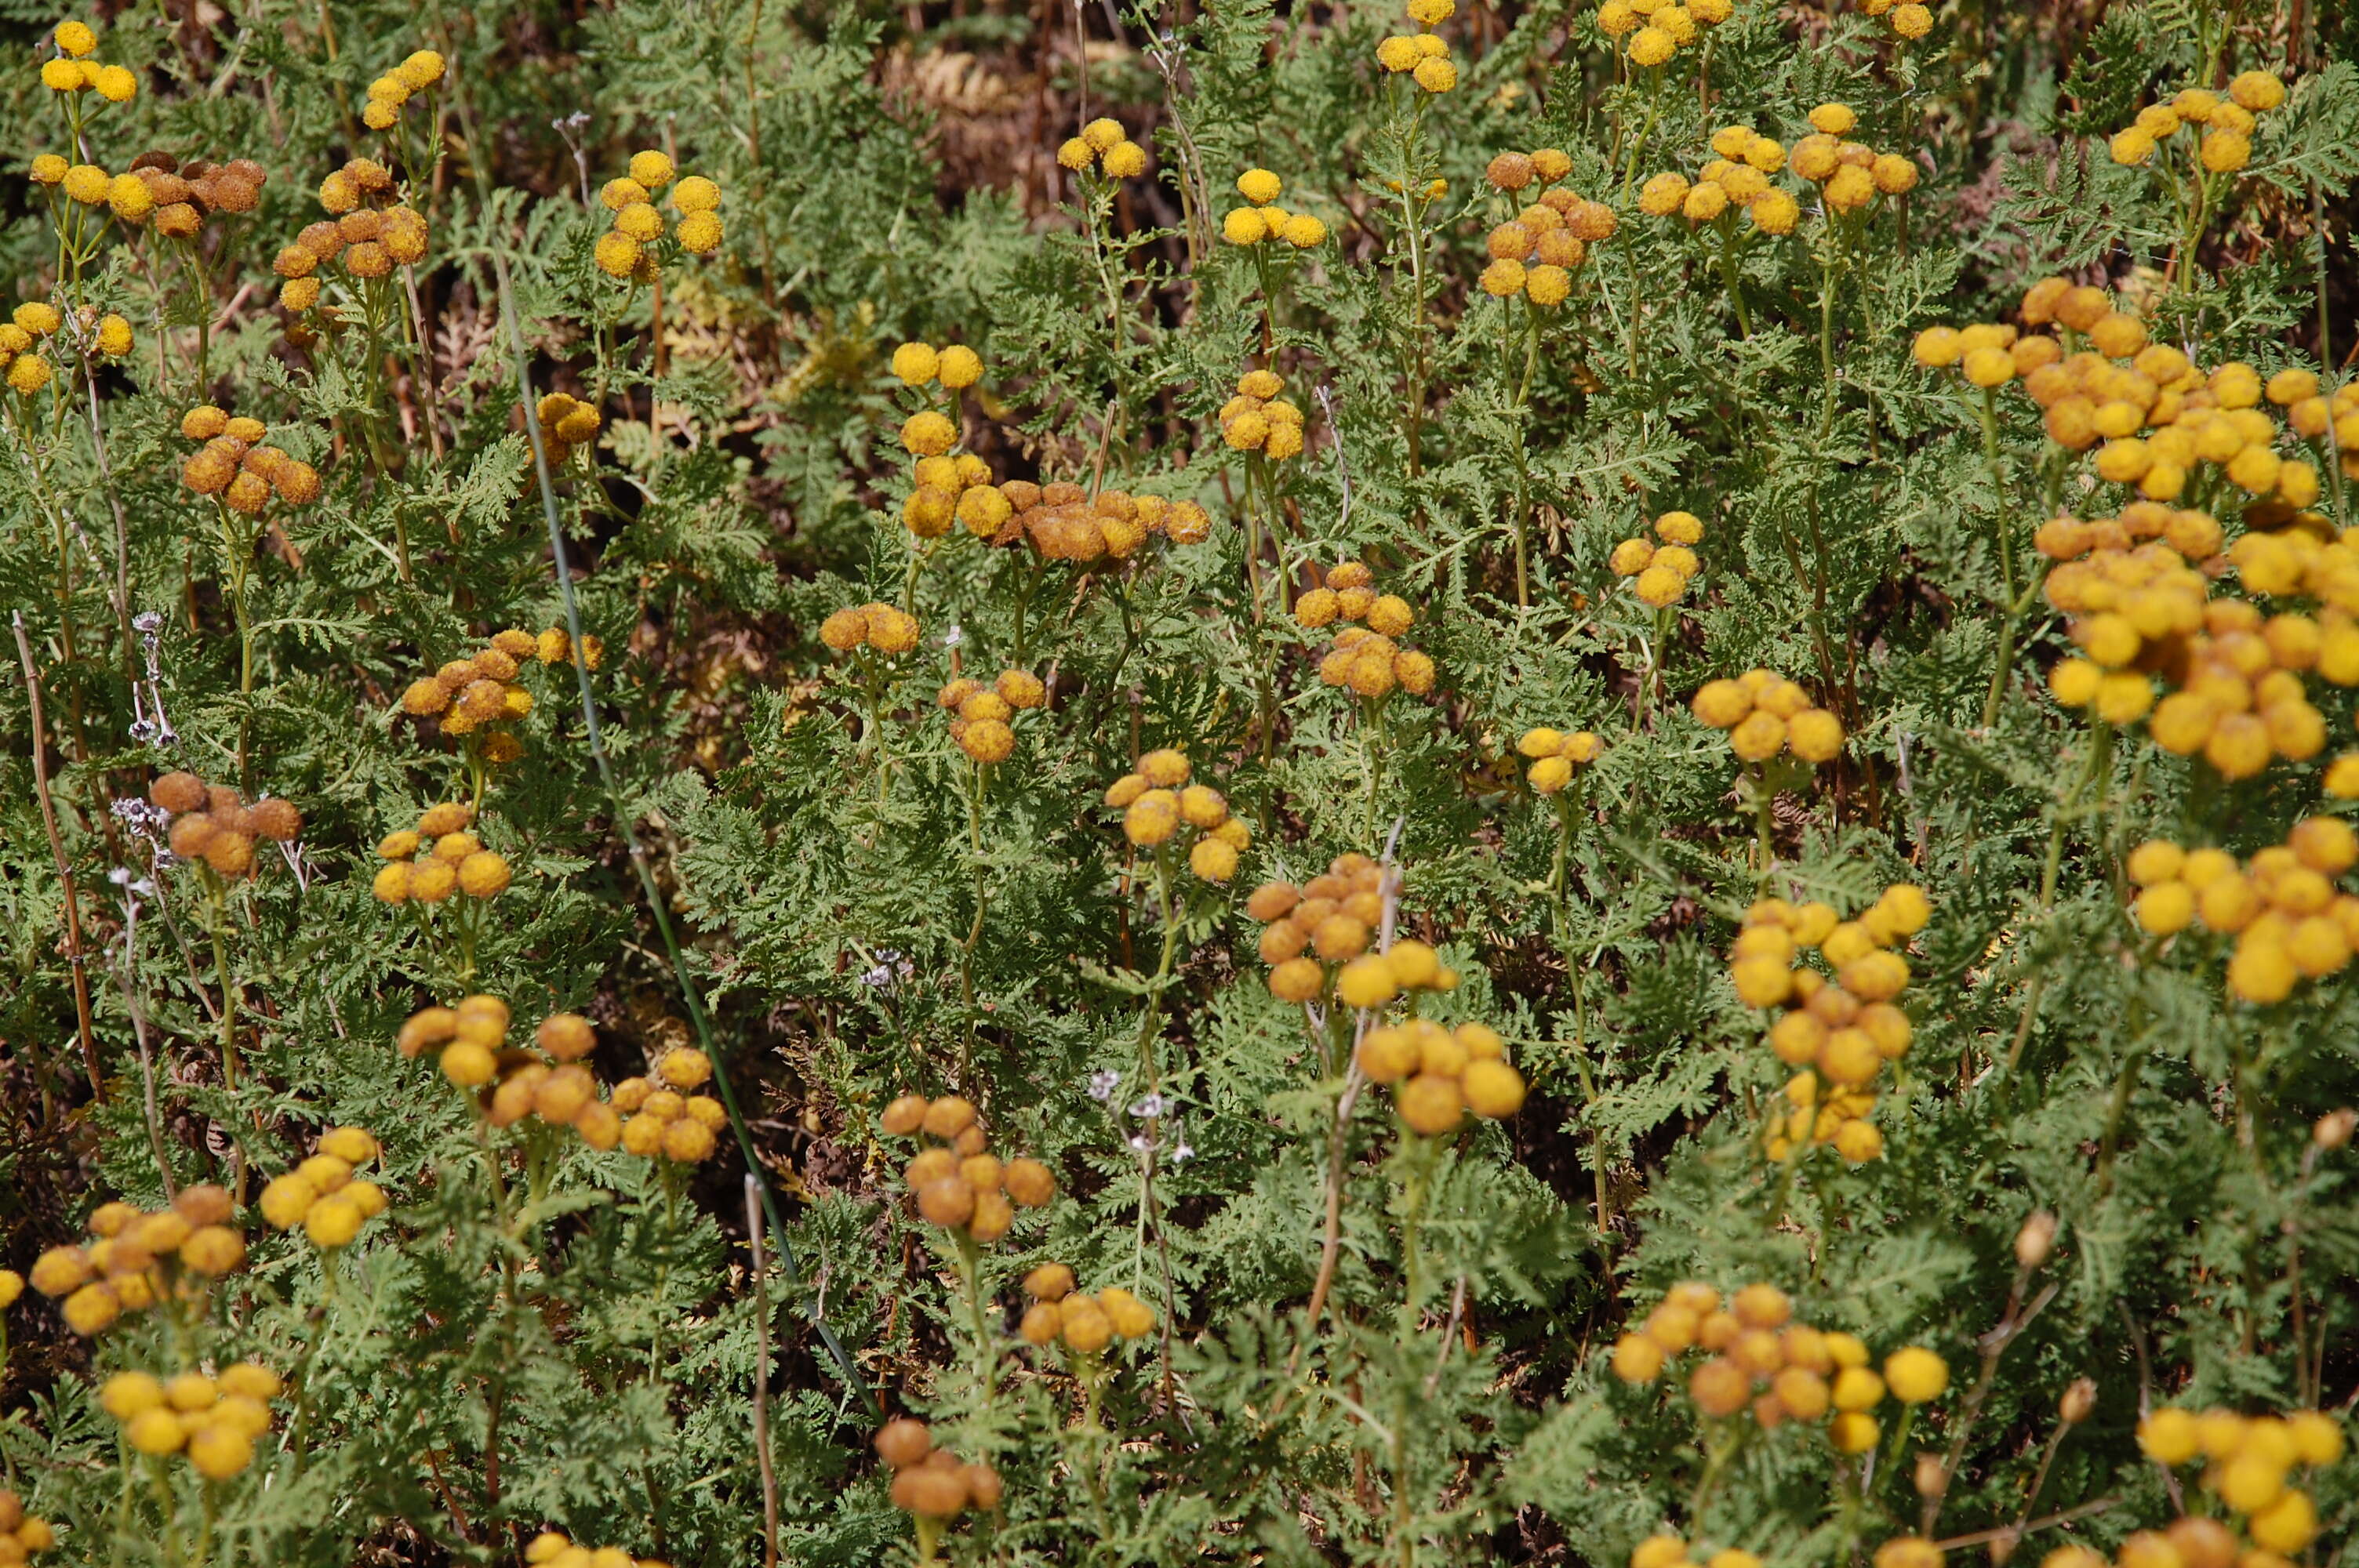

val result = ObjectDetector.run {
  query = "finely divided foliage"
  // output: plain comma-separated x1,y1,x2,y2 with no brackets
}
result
2,0,2357,1566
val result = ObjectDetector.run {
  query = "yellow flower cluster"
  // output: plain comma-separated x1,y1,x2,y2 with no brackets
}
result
2226,510,2359,638
880,1093,1057,1241
1514,726,1605,793
1857,0,1933,39
1627,1534,1768,1568
1055,118,1150,180
302,156,427,297
594,155,725,278
36,153,265,255
2107,73,2286,174
177,405,325,510
1016,1262,1157,1351
400,626,594,750
819,600,922,655
965,481,1212,559
936,668,1047,764
372,802,513,902
1376,0,1459,93
0,299,129,385
2034,503,2224,572
103,1363,282,1480
889,339,984,394
612,1045,726,1162
1220,169,1328,249
2036,1521,2267,1568
1641,103,1896,226
525,1531,671,1568
874,1418,1004,1520
1733,886,1931,1163
1921,276,2327,505
151,770,304,878
1295,561,1438,698
1104,747,1253,882
34,157,111,209
530,390,602,463
2040,547,2203,718
2125,823,2359,1004
2135,1403,2343,1554
496,1014,627,1141
878,359,998,537
2040,519,2359,778
1481,147,1568,195
275,201,428,315
256,1127,390,1250
1638,124,1801,234
1219,368,1306,459
1478,172,1616,304
38,20,136,100
398,1000,627,1145
1610,509,1705,606
0,1491,55,1561
1612,1282,1948,1448
2038,528,2212,731
2283,379,2359,483
2240,486,2359,570
1245,853,1451,1004
1790,106,1920,213
1,301,66,394
359,48,445,131
395,993,512,1085
1690,669,1845,764
900,452,997,538
1869,1540,1944,1568
29,1185,245,1336
1594,0,1732,67
1358,1018,1525,1133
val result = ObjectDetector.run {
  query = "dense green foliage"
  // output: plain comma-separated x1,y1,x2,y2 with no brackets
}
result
4,0,2359,1564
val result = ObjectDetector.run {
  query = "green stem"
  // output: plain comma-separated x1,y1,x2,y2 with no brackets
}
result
1688,1425,1739,1524
956,1232,995,1409
959,762,988,1080
1390,1137,1439,1568
1508,296,1539,607
2005,724,2114,1075
207,899,241,1095
1619,69,1667,200
1244,456,1267,623
1546,790,1614,1246
1132,852,1184,1090
1713,220,1753,338
2304,172,2344,523
1752,764,1776,877
1394,89,1434,491
1972,383,2031,726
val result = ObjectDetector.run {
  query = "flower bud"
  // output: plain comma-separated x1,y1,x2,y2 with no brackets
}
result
2014,1209,2058,1269
1913,1453,1947,1497
2059,1377,2096,1425
2314,1108,2356,1149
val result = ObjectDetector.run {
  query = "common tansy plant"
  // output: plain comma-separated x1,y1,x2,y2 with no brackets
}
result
4,5,2358,1568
